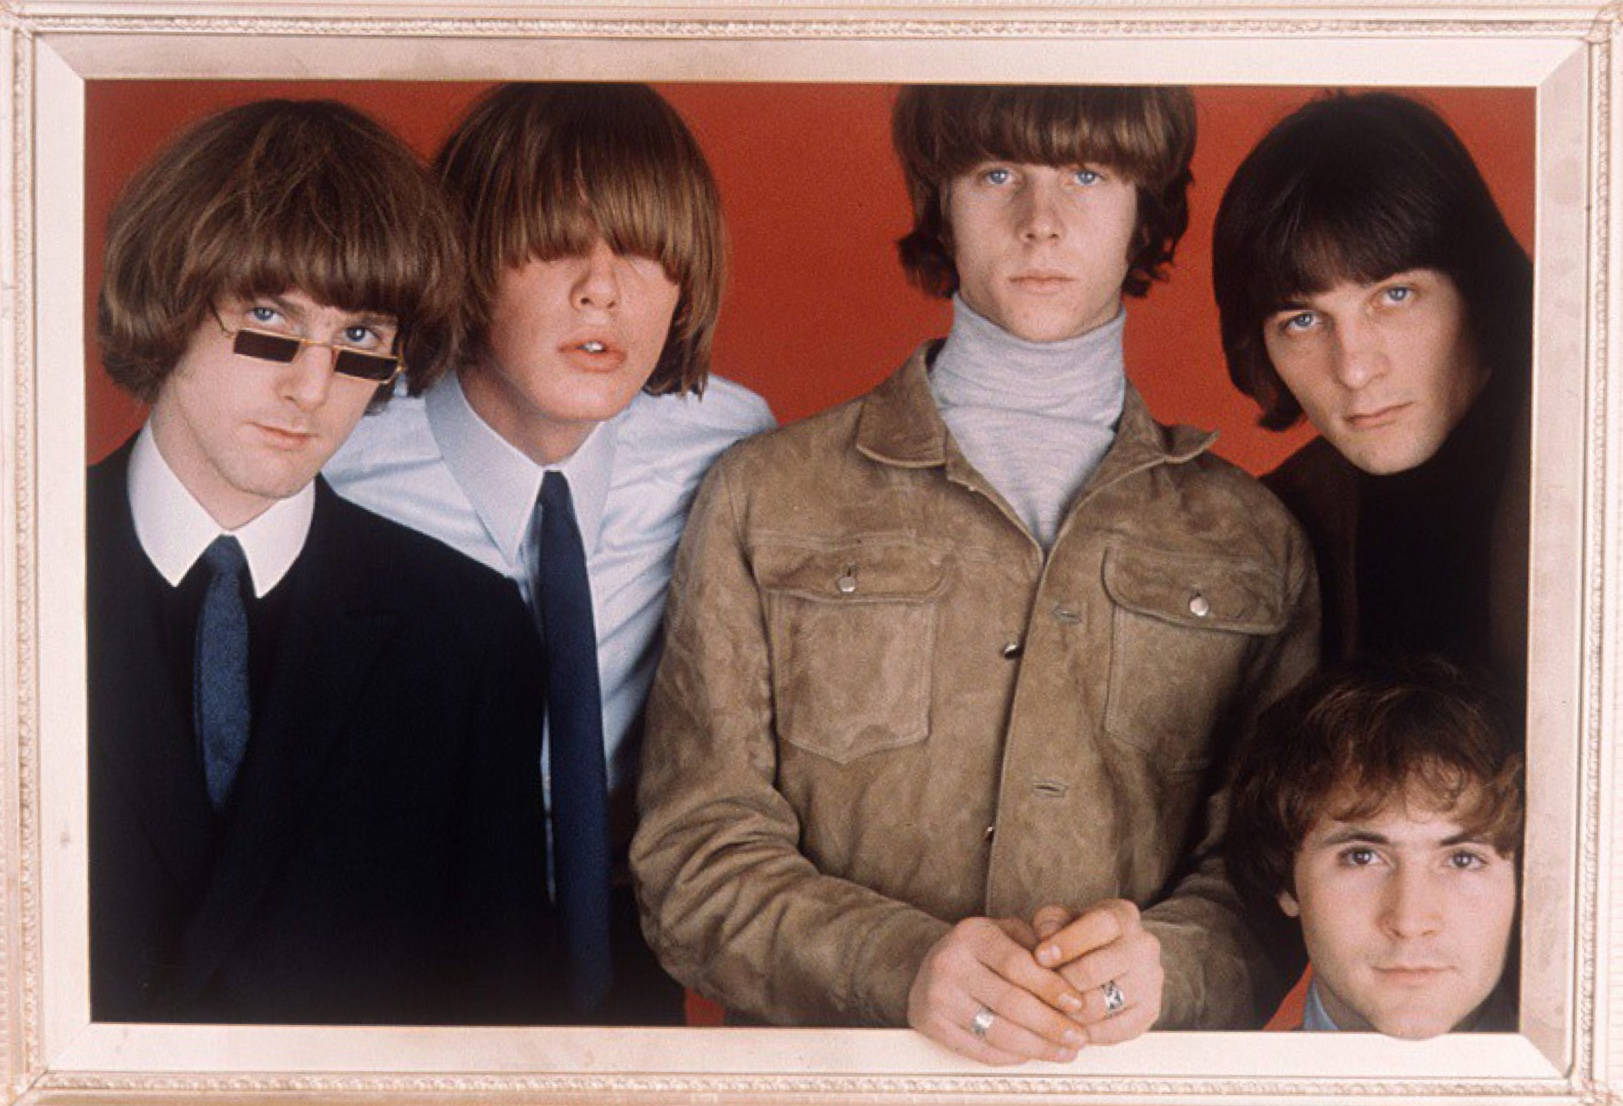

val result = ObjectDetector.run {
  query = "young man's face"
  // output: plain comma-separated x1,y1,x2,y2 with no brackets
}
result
945,161,1137,343
150,290,393,530
1261,268,1488,475
464,237,681,465
1280,791,1518,1039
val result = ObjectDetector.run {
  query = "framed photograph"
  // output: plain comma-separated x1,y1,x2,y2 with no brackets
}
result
3,1,1617,1102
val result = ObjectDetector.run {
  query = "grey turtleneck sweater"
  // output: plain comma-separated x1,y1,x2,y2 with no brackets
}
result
928,294,1126,549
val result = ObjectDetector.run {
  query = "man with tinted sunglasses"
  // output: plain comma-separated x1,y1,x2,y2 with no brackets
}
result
212,303,408,386
87,99,552,1024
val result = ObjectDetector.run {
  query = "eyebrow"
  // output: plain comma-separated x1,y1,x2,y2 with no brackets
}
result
259,292,301,320
258,294,397,332
1315,826,1492,848
1319,828,1390,847
1267,298,1314,314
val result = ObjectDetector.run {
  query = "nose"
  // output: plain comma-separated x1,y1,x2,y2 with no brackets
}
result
1017,175,1063,243
572,240,621,311
1380,864,1443,939
278,342,337,410
1331,315,1385,390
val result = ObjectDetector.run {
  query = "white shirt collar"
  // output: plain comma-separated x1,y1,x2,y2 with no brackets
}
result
127,422,314,597
424,369,617,568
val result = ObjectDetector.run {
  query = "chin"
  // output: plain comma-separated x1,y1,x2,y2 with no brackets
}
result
248,477,316,504
547,383,643,423
553,397,638,425
1333,438,1446,476
1367,1010,1460,1040
231,460,318,503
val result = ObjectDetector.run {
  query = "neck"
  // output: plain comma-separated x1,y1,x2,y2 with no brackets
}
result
460,362,593,466
931,294,1127,410
927,296,1127,548
1304,979,1356,1031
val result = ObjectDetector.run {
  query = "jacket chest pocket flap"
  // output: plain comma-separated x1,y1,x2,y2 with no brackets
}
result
1101,543,1288,769
756,541,949,765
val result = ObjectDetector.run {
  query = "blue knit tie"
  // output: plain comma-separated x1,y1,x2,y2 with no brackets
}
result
194,535,250,812
535,472,612,1011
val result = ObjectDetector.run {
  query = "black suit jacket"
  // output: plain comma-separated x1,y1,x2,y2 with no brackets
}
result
88,441,555,1024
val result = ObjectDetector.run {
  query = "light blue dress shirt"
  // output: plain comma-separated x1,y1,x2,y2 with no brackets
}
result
325,369,774,806
1300,980,1343,1031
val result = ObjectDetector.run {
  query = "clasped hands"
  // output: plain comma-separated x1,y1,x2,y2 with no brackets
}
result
906,899,1163,1065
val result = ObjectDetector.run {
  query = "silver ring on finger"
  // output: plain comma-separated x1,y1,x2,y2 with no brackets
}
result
1102,979,1126,1015
970,1006,996,1039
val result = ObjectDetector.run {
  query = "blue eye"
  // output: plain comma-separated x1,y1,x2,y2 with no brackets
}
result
342,325,377,347
1073,168,1102,185
983,167,1013,185
248,305,282,326
1280,311,1318,334
1382,286,1414,305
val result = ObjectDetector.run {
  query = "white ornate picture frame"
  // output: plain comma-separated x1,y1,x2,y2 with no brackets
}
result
2,1,1618,1102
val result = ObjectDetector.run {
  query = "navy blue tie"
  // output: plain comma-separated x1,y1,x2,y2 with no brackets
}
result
194,535,250,812
535,472,612,1011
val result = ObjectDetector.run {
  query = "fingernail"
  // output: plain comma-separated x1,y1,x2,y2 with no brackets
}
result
1036,945,1059,966
1063,1028,1085,1047
1058,992,1083,1013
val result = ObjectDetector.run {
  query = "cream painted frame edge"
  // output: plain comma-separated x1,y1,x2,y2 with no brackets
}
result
1,3,1613,1103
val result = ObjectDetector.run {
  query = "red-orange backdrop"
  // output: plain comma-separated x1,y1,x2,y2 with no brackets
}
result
81,79,1536,1032
84,81,1534,479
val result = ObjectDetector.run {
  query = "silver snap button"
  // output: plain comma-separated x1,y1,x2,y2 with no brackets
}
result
984,825,996,842
1189,592,1211,618
836,567,858,594
1001,639,1022,659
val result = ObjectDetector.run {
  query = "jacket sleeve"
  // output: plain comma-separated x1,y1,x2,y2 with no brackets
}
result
631,458,952,1026
1139,510,1321,1029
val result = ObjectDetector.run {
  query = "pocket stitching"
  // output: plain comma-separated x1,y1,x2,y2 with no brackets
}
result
761,544,943,766
1101,544,1281,768
1101,544,1287,635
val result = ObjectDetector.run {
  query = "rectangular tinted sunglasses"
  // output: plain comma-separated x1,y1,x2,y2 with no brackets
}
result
226,324,403,384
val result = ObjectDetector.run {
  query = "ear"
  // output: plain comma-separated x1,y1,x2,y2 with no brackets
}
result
1277,889,1301,918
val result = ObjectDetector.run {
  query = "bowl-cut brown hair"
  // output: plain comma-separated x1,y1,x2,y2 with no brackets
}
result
1225,655,1524,915
98,98,465,403
434,82,724,397
891,84,1197,300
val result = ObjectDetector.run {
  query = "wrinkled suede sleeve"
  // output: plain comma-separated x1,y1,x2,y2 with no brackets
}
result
1141,515,1320,1029
631,457,951,1026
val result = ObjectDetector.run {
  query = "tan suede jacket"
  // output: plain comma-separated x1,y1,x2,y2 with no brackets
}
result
632,348,1319,1030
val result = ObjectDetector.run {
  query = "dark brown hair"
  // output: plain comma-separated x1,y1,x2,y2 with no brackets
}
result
1212,91,1533,429
433,82,724,396
891,84,1196,299
1225,655,1524,914
98,99,464,403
